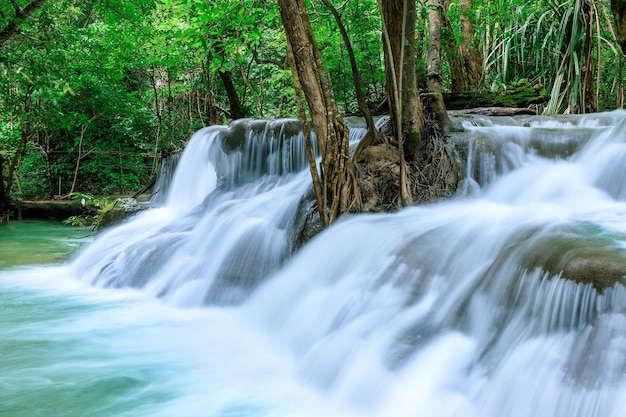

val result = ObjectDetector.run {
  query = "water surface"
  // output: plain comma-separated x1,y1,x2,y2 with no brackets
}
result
0,220,92,269
2,115,626,417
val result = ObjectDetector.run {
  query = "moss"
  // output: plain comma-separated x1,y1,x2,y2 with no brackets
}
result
94,198,146,230
405,131,422,150
443,79,549,110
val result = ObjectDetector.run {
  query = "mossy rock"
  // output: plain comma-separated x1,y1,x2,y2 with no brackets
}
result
443,79,549,110
95,198,147,230
518,223,626,291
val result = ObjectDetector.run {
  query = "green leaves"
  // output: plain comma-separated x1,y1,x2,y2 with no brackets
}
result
481,0,621,113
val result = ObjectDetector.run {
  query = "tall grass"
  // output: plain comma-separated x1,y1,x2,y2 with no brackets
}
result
481,0,621,114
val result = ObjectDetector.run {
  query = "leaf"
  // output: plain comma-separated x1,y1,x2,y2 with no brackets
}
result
63,84,76,96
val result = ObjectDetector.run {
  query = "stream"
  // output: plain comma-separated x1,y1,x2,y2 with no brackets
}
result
1,113,625,417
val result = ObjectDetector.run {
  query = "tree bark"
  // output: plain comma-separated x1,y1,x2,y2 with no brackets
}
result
426,0,454,132
612,0,626,55
379,0,426,206
219,70,245,120
318,0,382,162
380,0,424,157
69,125,87,196
458,0,483,90
286,39,326,225
442,0,468,93
38,130,55,199
618,55,625,108
278,0,360,225
150,69,163,175
581,0,597,113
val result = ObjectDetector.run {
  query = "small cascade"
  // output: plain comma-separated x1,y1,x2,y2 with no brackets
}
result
458,111,625,195
240,202,626,416
217,118,316,189
73,119,325,306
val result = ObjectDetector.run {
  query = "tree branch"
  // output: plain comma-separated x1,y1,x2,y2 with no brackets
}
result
0,0,46,47
9,0,21,15
251,49,286,69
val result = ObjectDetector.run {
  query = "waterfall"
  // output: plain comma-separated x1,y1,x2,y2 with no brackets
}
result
72,119,324,306
3,113,626,417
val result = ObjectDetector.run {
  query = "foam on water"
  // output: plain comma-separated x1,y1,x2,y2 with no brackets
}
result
2,114,626,417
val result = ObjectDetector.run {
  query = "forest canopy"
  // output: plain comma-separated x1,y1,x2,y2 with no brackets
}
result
1,0,625,204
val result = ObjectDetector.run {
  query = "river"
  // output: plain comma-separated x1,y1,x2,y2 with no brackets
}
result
0,114,625,417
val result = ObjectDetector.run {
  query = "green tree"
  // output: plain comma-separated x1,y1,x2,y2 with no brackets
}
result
0,0,46,47
279,0,361,225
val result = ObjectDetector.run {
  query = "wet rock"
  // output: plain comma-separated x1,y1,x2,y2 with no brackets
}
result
293,195,324,249
520,224,626,291
560,258,626,290
95,198,147,230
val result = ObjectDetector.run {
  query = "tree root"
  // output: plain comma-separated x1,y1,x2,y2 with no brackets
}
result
355,111,461,212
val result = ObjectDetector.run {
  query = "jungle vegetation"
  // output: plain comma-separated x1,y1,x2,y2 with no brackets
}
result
1,0,626,221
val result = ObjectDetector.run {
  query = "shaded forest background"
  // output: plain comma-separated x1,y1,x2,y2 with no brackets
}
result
1,0,625,202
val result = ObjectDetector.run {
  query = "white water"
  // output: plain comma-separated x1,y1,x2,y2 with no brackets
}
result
1,113,626,417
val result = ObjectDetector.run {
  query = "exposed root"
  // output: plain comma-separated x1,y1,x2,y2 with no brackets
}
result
408,110,460,203
356,111,462,212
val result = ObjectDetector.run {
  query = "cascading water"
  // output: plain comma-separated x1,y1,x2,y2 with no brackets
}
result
72,119,318,306
1,113,625,417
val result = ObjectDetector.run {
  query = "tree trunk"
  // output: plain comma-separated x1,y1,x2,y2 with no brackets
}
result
426,0,454,132
318,0,382,162
278,0,360,225
69,125,87,196
459,0,483,90
581,0,597,113
442,0,468,93
618,55,625,108
219,70,245,120
150,69,163,175
612,0,626,55
40,130,55,199
286,40,326,225
379,0,425,206
380,0,424,157
239,59,263,117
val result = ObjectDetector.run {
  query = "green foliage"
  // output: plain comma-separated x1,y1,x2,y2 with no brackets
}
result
309,0,386,113
63,215,93,228
62,192,114,228
1,0,161,199
480,0,621,113
2,0,626,208
13,148,48,200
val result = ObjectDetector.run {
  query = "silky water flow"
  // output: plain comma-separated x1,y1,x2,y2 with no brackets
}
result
0,114,625,417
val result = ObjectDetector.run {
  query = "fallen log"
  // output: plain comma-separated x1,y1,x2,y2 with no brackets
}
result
10,200,97,221
443,80,549,110
448,107,537,117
